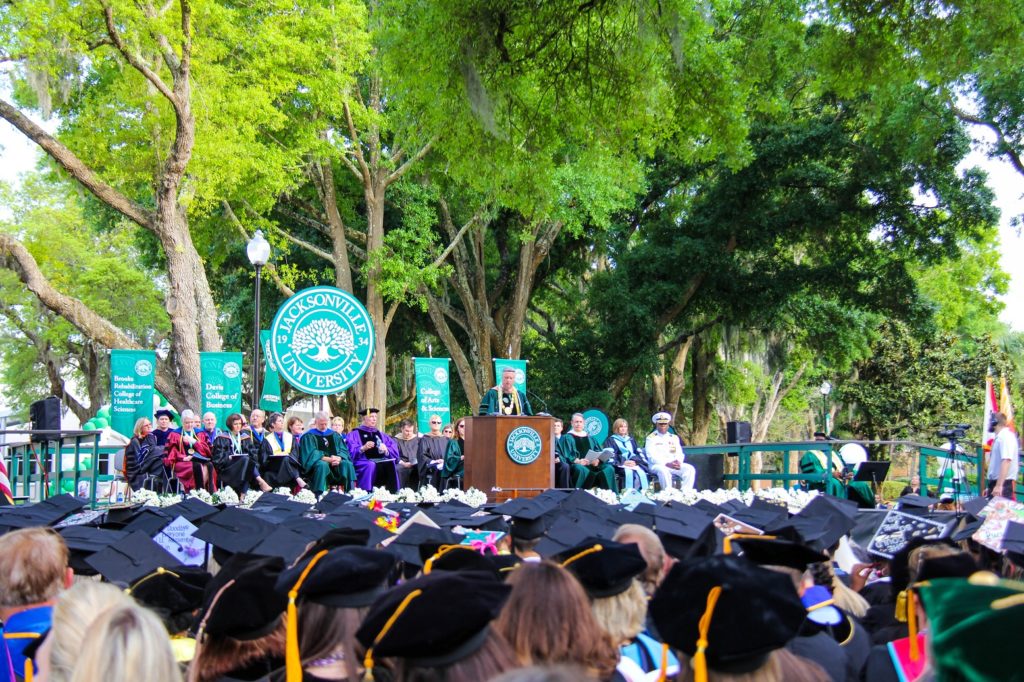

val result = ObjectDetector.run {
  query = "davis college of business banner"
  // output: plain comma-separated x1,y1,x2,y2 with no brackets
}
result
110,350,156,437
201,352,243,428
414,358,451,434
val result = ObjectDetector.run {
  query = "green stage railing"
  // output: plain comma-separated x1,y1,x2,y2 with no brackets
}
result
2,430,113,507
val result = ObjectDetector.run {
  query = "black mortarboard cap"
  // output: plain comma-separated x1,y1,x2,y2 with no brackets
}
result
1000,522,1024,564
129,566,211,633
650,555,806,674
897,494,940,510
962,495,991,519
915,553,978,583
421,544,502,579
693,499,728,517
732,536,828,570
251,492,292,508
356,572,511,664
155,408,175,420
161,497,220,524
249,527,315,563
315,492,354,514
84,530,184,586
951,518,984,542
195,553,287,640
385,525,459,567
121,508,174,537
559,538,647,598
276,546,396,608
358,407,380,416
192,507,277,554
58,526,128,575
535,517,598,558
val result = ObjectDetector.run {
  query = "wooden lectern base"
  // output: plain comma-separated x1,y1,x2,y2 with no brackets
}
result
464,415,556,502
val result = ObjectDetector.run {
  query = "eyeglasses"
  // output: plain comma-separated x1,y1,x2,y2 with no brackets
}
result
457,424,466,429
430,420,441,424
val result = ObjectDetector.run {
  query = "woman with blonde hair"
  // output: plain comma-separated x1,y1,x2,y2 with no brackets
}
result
71,602,182,682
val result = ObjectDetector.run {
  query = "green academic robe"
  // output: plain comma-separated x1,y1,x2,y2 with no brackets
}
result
800,449,846,497
557,433,618,492
297,430,356,494
444,438,465,479
478,388,533,416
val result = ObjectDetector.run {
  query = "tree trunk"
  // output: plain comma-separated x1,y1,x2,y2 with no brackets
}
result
690,334,713,445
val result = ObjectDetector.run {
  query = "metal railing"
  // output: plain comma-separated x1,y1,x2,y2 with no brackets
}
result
2,430,111,507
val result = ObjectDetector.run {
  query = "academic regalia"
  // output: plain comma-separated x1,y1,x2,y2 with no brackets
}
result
416,434,448,489
799,449,846,497
163,431,214,492
557,432,617,492
0,605,51,682
258,431,305,489
344,427,399,491
443,438,465,486
786,629,848,682
212,431,259,493
298,429,356,494
395,436,420,489
603,434,650,490
245,427,267,446
151,423,180,447
478,386,533,416
124,433,163,491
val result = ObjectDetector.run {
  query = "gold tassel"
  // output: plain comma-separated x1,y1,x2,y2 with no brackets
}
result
423,544,465,575
287,550,329,682
25,658,33,682
363,589,424,682
907,590,919,662
894,589,908,623
657,642,669,682
693,586,723,682
560,544,603,568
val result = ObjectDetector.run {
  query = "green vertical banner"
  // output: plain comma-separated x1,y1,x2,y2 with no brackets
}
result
493,358,528,394
110,350,156,437
201,352,243,428
414,358,451,434
259,330,282,413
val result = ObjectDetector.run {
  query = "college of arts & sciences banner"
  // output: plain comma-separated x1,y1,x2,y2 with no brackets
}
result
110,350,156,437
201,352,243,427
414,358,451,433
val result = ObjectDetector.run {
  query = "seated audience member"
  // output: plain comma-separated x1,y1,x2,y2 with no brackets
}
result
257,412,309,491
0,528,73,682
494,562,619,680
124,416,165,491
416,415,448,489
163,431,215,493
287,416,305,443
199,412,221,444
330,415,346,434
246,409,268,447
345,408,400,491
152,408,180,447
211,412,272,494
604,418,650,491
299,411,357,494
443,418,467,489
644,412,695,492
556,413,617,492
394,419,420,490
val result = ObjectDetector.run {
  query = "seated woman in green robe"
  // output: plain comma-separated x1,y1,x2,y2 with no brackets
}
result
556,413,618,492
443,417,467,489
799,435,846,498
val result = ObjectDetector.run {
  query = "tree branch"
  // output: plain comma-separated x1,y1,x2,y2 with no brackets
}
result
0,98,154,230
101,4,180,109
385,137,435,187
953,106,1024,178
657,315,724,354
342,100,371,187
222,201,294,297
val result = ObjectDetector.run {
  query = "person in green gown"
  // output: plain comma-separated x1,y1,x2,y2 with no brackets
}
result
297,411,357,494
556,413,618,492
443,417,467,488
478,367,533,416
800,432,847,497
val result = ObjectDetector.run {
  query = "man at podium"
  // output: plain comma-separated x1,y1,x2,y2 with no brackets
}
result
479,366,533,416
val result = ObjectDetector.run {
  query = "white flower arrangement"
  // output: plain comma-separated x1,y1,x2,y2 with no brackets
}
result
586,488,619,505
188,488,214,504
289,488,318,505
213,487,240,506
273,487,292,496
417,485,442,503
131,489,161,507
440,487,488,507
240,490,264,508
394,487,421,503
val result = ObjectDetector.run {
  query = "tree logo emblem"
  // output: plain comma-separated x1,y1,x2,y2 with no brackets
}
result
433,367,448,383
135,360,153,377
506,426,543,465
223,362,241,379
269,286,375,395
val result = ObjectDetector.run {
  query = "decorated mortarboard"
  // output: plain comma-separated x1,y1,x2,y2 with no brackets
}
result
650,555,806,677
355,572,511,667
730,535,828,571
84,530,184,586
916,574,1024,682
127,565,212,634
867,509,951,560
193,553,287,641
192,507,277,554
358,407,381,416
314,491,354,514
559,537,648,598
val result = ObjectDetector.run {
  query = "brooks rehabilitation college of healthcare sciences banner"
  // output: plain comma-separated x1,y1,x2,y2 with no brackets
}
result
259,330,282,412
414,358,451,434
201,352,243,428
110,350,156,437
493,358,528,394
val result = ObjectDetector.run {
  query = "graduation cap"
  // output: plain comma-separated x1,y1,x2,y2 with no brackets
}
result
358,407,380,416
961,495,991,519
128,565,212,634
731,536,829,571
84,530,184,586
194,553,287,641
1000,522,1024,567
161,497,220,524
650,555,807,677
559,538,647,598
917,575,1024,682
251,492,293,508
58,525,129,575
192,507,277,555
421,544,502,579
535,517,605,558
276,546,396,609
801,584,843,626
897,494,940,510
121,508,174,537
356,572,511,668
1,494,85,528
314,492,354,514
155,408,175,420
249,527,316,563
384,525,459,567
915,553,979,583
951,518,984,543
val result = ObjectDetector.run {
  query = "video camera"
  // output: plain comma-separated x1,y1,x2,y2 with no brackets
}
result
936,423,971,440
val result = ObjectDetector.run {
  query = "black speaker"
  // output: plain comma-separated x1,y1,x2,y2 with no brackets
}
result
726,420,752,444
30,396,61,442
688,452,725,491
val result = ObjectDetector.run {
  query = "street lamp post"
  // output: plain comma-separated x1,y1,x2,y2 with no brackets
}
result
246,230,271,411
819,380,832,436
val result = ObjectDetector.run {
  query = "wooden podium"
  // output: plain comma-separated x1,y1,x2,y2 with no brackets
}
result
464,416,555,502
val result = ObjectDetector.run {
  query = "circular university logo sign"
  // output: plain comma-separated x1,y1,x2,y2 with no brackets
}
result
433,367,449,383
269,286,376,395
506,426,543,465
223,362,241,379
134,360,153,377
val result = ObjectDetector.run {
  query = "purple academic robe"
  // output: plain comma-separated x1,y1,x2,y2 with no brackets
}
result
345,426,400,490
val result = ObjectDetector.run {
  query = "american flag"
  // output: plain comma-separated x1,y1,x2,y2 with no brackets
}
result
0,452,12,505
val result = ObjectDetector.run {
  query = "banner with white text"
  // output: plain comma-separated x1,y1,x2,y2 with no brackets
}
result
201,352,243,428
414,358,451,433
110,350,156,437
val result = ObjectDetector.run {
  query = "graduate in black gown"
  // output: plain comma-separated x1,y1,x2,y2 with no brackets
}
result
212,413,272,494
416,415,448,489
